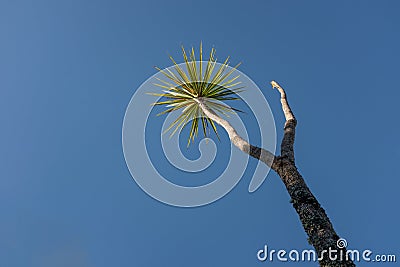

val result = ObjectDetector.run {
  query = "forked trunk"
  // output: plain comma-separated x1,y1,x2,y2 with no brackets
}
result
196,82,356,267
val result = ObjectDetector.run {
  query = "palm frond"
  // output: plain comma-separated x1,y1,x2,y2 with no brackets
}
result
151,44,244,145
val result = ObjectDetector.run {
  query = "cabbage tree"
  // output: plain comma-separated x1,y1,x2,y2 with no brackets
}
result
152,45,355,267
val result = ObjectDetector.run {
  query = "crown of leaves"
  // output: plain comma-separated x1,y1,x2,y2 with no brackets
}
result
150,44,243,146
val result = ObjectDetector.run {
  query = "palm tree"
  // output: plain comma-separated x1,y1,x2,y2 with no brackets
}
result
152,45,356,267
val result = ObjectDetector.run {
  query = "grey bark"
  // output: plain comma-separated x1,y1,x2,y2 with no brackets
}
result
197,82,355,267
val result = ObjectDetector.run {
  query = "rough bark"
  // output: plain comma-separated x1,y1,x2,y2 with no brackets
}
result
197,82,356,267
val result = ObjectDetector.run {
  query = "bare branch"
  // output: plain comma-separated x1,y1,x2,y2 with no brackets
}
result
195,97,278,170
271,81,295,121
271,81,297,162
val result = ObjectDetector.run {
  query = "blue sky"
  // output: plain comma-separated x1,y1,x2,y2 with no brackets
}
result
1,0,399,266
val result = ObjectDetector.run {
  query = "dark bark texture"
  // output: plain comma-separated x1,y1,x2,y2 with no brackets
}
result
269,81,355,267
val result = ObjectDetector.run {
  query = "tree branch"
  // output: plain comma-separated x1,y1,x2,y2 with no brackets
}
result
271,81,296,163
195,97,278,170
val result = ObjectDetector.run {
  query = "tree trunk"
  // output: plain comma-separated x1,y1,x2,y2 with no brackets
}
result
196,82,356,267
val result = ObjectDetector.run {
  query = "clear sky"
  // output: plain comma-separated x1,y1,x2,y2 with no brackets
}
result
1,0,399,266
